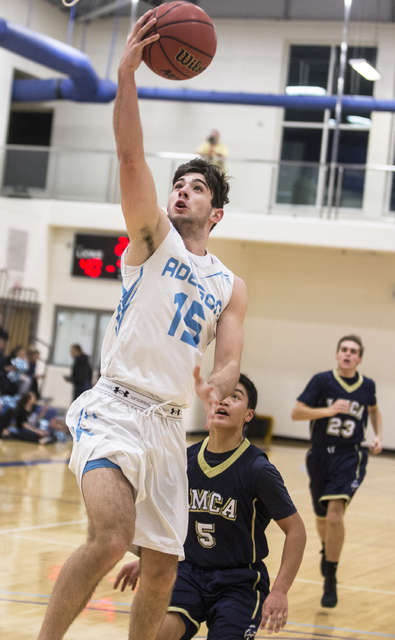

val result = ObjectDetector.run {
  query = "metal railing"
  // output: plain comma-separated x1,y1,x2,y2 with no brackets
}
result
1,144,395,222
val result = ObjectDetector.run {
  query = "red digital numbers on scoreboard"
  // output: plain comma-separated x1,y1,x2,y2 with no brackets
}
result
72,234,129,280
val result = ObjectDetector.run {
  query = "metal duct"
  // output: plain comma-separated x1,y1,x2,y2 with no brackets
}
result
2,17,395,112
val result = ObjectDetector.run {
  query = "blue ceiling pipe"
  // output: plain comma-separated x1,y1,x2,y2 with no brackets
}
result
2,17,395,112
0,17,117,102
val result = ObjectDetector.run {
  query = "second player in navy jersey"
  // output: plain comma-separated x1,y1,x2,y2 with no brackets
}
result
291,335,382,609
115,375,306,639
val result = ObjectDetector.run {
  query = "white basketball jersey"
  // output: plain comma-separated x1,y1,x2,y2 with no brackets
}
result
100,224,234,407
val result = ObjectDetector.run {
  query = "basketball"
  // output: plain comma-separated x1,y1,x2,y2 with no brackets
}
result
142,1,217,81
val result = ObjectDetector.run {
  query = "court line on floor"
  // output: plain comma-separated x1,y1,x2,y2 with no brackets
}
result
0,487,82,505
0,518,87,535
2,533,82,547
270,576,395,596
285,622,395,638
1,595,393,638
0,459,70,468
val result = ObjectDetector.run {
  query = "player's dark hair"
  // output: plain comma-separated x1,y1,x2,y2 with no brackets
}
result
239,373,258,411
337,334,364,357
173,157,230,209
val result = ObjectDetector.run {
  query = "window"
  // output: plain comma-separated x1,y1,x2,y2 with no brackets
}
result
51,307,112,370
278,45,377,209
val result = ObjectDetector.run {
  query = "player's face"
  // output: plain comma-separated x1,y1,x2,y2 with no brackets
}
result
212,383,254,430
168,173,221,233
335,340,362,375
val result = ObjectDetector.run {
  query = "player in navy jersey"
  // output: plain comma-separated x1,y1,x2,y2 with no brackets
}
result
115,375,306,638
291,335,382,608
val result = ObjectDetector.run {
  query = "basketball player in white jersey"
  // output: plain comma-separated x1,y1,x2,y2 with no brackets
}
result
37,10,246,640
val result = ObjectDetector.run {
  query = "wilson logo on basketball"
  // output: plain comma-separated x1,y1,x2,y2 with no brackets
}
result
175,48,206,74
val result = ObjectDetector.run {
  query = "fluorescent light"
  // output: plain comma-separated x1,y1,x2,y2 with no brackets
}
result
347,115,372,127
349,59,381,81
285,86,327,96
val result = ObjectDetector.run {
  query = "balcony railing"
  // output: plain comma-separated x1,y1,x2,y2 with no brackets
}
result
1,144,395,222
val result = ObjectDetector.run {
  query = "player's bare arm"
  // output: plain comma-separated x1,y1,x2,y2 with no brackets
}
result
194,276,247,428
260,512,306,634
114,10,169,266
291,399,350,421
368,405,383,454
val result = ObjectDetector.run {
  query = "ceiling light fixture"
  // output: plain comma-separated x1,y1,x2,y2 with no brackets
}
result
348,58,381,81
285,86,327,96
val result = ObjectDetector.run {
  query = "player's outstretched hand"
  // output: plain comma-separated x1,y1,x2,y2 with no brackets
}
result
193,366,220,430
259,591,288,634
113,560,140,592
119,10,159,74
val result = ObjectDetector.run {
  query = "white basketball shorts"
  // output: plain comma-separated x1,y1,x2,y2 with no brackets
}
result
66,379,188,558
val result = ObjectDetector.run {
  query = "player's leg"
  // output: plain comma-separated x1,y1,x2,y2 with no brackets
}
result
315,517,328,576
155,612,186,640
129,546,178,640
38,467,135,640
325,498,345,562
320,497,345,608
306,449,329,578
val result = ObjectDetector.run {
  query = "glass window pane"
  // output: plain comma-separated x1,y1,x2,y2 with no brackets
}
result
287,45,331,88
53,309,96,366
277,164,319,205
277,128,322,205
284,45,330,123
332,46,377,97
326,129,369,164
281,128,323,162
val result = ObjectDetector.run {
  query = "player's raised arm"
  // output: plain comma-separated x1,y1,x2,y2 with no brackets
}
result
194,276,247,429
114,11,170,265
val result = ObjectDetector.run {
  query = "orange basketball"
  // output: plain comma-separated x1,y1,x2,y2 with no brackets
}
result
142,1,217,81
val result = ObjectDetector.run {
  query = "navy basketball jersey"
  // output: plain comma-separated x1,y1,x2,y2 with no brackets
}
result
184,438,295,568
298,369,376,449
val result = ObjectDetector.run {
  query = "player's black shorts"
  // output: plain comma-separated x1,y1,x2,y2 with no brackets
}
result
168,560,270,640
306,445,368,517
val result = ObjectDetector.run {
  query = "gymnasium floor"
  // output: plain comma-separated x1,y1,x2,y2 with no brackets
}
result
0,436,394,639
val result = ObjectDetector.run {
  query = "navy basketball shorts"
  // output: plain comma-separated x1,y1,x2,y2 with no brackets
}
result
167,560,270,640
306,445,368,517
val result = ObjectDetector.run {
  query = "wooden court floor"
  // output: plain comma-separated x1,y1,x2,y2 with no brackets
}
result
1,436,394,639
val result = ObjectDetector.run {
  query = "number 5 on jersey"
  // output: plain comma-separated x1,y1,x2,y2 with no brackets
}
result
196,522,216,548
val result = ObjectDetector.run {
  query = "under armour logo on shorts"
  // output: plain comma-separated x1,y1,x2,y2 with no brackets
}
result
113,386,129,398
244,625,258,639
170,408,181,416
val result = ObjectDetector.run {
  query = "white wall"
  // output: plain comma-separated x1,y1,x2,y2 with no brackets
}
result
207,237,395,450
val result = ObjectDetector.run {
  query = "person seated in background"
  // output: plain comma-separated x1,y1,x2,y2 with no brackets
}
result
27,347,45,399
197,129,228,171
64,344,92,400
6,345,31,395
4,391,69,445
0,329,9,396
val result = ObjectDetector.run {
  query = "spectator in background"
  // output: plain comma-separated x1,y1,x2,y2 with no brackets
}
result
11,392,56,444
0,328,9,395
6,345,31,395
197,129,228,171
27,347,44,399
5,391,68,444
64,344,92,400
